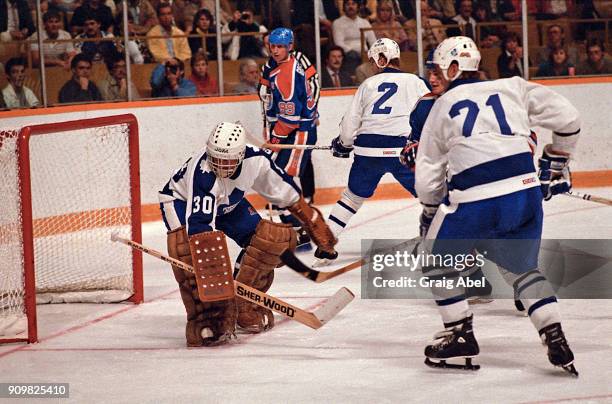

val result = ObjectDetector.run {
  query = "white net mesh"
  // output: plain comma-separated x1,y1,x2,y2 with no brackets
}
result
0,122,137,340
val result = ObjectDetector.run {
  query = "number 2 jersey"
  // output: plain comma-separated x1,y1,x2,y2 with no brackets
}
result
158,146,301,235
415,77,581,206
339,68,430,157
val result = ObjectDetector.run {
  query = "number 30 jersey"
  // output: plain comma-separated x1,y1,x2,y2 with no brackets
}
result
339,67,429,157
416,77,581,206
159,146,301,235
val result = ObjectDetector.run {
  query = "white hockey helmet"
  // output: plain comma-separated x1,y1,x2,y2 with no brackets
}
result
368,38,401,68
432,36,481,81
206,122,246,178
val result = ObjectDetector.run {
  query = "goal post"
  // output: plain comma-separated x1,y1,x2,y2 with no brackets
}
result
0,114,143,344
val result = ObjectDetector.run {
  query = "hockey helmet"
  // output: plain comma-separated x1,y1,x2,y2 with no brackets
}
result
368,38,400,68
269,27,294,47
206,122,246,178
432,36,481,81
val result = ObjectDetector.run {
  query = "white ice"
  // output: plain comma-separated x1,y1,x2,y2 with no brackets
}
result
2,188,612,403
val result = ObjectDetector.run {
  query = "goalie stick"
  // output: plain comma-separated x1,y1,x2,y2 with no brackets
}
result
110,234,354,329
564,190,612,207
280,238,421,283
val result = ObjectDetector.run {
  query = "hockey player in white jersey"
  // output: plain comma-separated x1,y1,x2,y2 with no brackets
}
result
158,122,336,346
416,37,579,376
316,38,430,265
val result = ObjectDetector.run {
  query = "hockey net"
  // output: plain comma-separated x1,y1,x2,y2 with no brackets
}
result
0,114,143,344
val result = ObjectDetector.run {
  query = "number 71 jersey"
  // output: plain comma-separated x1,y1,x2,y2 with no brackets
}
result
416,77,581,206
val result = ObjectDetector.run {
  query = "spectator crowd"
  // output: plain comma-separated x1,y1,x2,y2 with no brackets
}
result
1,0,612,108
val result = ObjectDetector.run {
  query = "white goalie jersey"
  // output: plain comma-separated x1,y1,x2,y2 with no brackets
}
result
416,77,581,206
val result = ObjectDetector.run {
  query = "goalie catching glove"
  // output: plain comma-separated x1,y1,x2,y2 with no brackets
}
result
288,197,337,255
538,144,571,201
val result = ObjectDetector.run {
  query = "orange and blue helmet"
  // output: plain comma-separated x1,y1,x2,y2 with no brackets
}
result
269,27,294,46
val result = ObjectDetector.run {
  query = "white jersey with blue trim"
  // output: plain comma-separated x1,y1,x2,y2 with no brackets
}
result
159,146,301,235
416,76,581,206
339,67,430,157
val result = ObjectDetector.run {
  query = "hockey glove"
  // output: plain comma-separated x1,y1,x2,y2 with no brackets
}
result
399,139,419,169
331,136,353,158
538,144,571,201
419,203,439,238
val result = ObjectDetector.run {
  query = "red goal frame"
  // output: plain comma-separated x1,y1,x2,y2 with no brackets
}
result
4,114,143,344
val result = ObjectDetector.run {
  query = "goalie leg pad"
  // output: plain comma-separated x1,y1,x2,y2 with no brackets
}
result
235,220,296,332
167,227,236,346
288,197,337,254
188,230,235,302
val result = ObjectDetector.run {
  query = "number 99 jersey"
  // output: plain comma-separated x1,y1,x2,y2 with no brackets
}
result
416,76,581,206
339,68,430,156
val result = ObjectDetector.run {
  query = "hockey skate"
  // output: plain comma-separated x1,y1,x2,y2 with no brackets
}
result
312,247,339,267
539,323,579,377
424,316,480,371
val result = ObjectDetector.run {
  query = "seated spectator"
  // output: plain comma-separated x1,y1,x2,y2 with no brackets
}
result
536,0,572,19
150,57,196,97
29,10,76,68
354,59,377,84
497,32,524,78
2,57,39,108
428,0,455,22
448,0,477,40
473,3,499,48
147,2,192,63
492,0,519,21
404,1,445,51
201,0,233,25
332,0,377,74
98,52,140,101
222,6,267,60
58,53,103,103
576,38,612,75
71,0,114,36
535,46,575,77
232,58,259,94
535,24,579,67
371,0,408,50
115,0,157,35
189,50,218,95
321,46,353,88
74,14,117,63
50,0,82,12
189,8,217,61
0,0,35,42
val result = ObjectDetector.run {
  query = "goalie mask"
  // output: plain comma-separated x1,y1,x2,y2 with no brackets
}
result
432,36,481,81
206,122,246,178
368,38,400,69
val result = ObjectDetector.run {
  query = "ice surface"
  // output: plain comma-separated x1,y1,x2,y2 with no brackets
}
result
1,188,612,403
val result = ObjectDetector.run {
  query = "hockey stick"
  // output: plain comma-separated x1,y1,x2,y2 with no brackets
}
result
564,190,612,207
111,234,354,329
261,143,332,151
280,237,421,283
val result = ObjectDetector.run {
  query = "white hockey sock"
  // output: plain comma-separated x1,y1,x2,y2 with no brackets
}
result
523,297,562,331
327,189,365,238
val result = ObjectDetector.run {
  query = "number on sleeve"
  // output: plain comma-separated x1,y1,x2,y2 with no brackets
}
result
372,83,398,114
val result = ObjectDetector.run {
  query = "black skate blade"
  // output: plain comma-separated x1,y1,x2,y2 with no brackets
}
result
562,363,579,377
425,357,480,371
